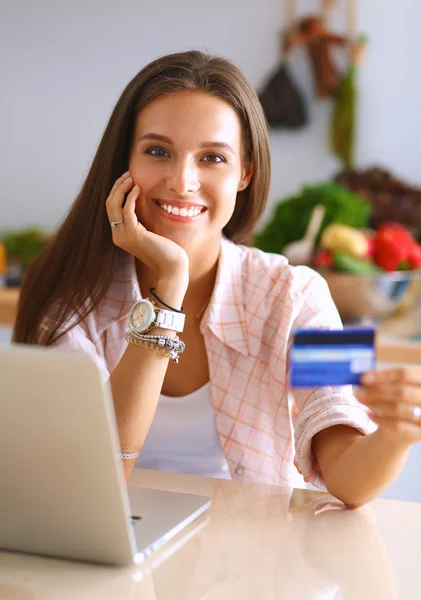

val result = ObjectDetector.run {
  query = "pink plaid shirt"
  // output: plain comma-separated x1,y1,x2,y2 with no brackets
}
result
53,237,375,487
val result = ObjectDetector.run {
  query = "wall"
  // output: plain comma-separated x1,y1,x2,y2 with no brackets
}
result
1,0,421,231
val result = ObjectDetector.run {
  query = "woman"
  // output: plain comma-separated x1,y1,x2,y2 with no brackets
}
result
14,51,421,506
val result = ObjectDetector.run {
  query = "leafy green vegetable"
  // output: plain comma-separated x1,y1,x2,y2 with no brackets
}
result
253,182,371,254
1,227,49,267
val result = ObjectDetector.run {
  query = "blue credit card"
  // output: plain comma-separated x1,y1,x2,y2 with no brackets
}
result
289,328,376,388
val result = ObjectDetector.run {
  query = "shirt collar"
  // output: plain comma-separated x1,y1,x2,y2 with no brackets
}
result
97,237,249,357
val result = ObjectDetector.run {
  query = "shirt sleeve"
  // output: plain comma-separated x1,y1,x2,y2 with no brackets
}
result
47,317,110,383
288,267,376,490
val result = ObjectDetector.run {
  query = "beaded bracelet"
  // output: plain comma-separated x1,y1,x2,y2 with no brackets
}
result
125,330,185,363
128,330,185,352
119,452,139,460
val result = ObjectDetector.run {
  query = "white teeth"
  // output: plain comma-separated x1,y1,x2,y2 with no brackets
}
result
158,202,204,217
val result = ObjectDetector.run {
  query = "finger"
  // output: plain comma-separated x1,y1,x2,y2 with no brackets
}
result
106,176,133,223
361,367,421,387
369,401,421,423
356,384,421,406
122,184,141,228
109,170,130,197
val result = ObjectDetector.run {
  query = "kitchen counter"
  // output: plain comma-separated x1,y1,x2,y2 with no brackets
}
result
0,469,419,599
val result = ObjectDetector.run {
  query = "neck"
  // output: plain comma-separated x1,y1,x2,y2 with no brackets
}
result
136,235,222,322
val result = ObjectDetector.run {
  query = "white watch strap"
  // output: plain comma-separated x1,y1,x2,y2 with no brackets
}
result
154,308,185,333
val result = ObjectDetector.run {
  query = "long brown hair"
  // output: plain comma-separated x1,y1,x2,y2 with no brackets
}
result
13,50,271,345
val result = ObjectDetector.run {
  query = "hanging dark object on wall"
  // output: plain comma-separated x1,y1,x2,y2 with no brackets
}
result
259,62,308,129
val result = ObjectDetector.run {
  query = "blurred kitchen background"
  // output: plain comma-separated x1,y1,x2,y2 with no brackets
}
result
1,0,421,501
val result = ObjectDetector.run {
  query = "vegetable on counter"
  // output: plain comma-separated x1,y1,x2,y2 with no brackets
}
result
320,223,369,259
373,223,421,272
253,182,371,255
333,251,381,275
1,228,50,269
253,175,421,276
312,221,421,274
313,250,334,269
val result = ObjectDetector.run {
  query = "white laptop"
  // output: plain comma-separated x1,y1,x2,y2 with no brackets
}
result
0,345,211,566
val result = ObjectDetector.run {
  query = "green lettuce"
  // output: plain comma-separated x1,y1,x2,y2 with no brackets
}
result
253,182,371,254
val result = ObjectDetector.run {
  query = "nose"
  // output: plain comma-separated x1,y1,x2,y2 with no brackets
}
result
165,157,200,196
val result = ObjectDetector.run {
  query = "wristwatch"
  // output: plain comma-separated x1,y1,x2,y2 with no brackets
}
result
128,298,185,334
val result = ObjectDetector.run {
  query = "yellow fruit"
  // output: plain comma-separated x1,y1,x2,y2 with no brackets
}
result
321,224,369,259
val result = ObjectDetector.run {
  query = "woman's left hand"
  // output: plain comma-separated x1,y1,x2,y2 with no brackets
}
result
355,368,421,443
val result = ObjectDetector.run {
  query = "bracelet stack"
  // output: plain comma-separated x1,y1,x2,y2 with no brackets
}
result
125,329,185,364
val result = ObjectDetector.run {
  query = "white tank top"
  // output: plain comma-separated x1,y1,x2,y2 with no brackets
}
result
135,382,231,480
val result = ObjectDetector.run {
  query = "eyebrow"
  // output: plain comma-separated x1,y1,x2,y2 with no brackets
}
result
137,133,235,154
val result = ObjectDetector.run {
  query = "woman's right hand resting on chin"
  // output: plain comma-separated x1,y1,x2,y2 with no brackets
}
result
105,171,189,304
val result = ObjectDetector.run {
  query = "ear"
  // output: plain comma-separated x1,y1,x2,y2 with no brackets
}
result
238,161,254,192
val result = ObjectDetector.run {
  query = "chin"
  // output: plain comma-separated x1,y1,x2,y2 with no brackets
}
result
143,219,195,246
163,230,203,251
137,209,223,252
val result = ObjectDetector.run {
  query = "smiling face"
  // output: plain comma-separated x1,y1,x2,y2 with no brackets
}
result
128,90,253,252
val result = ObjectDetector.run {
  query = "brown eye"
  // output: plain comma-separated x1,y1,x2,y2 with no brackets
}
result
146,147,169,157
202,153,226,164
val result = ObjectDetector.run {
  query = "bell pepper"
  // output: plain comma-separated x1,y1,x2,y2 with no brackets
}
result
313,250,333,269
407,242,421,269
373,223,421,271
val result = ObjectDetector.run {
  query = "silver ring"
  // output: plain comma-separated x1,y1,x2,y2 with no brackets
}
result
111,220,123,228
413,406,421,421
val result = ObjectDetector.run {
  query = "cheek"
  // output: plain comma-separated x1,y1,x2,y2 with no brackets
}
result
210,171,241,205
127,160,151,220
129,159,160,211
128,157,150,186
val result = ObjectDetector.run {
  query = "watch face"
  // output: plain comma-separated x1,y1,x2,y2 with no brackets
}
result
130,299,155,333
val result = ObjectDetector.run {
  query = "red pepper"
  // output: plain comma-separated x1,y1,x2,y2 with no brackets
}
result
407,242,421,269
313,250,333,269
376,222,412,237
373,223,416,271
365,237,375,258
